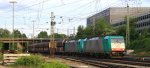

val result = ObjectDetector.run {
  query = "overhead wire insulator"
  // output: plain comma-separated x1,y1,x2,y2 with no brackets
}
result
60,16,63,24
51,21,56,26
69,18,73,22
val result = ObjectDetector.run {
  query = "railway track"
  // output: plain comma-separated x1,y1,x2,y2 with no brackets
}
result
58,56,150,68
101,59,150,67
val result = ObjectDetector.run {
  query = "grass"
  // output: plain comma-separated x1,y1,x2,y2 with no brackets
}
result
40,61,70,68
133,51,150,57
12,54,70,68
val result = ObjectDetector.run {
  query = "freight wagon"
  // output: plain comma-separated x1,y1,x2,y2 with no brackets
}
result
28,40,64,54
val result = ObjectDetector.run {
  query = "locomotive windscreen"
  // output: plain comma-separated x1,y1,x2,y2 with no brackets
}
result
111,38,125,51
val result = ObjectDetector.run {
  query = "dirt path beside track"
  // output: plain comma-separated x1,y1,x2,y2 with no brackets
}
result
0,65,7,68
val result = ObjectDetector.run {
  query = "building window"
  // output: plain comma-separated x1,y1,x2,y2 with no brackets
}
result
146,15,149,19
148,28,150,32
147,22,149,26
141,23,143,27
143,23,145,26
140,16,142,20
146,22,148,26
136,24,138,28
137,17,140,21
148,22,150,25
143,15,145,20
144,22,146,26
138,24,139,27
148,14,150,18
143,16,145,20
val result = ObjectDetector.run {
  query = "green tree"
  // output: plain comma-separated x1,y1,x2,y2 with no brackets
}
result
12,30,22,38
21,33,27,38
12,30,27,38
76,25,85,39
84,25,93,38
37,31,48,38
138,28,149,39
49,33,66,38
0,28,11,38
116,18,139,41
76,18,114,39
116,25,126,37
94,18,115,37
129,18,139,41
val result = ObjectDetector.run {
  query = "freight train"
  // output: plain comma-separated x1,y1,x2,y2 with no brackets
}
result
28,36,126,58
65,36,126,58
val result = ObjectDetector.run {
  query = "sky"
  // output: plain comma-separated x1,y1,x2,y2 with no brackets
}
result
0,0,150,38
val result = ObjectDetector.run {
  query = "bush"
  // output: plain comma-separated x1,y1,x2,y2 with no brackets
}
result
40,61,70,68
0,43,3,50
130,38,150,54
13,54,70,68
14,54,45,67
0,53,3,61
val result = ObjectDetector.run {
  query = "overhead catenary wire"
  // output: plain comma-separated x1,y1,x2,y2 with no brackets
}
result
0,0,83,19
75,0,121,18
60,0,65,5
1,0,89,27
1,0,118,19
64,0,95,15
62,1,94,19
95,0,101,12
2,0,51,14
0,0,123,28
57,0,126,31
0,0,145,36
0,0,144,19
48,1,95,24
1,0,85,15
42,0,88,11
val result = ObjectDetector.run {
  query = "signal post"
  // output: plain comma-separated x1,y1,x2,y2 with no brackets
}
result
49,12,56,57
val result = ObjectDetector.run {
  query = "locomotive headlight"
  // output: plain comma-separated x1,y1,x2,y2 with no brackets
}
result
123,52,126,55
112,52,116,54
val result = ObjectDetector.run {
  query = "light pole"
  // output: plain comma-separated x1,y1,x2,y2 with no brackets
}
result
32,20,35,51
93,17,95,35
10,0,17,50
126,4,130,48
20,28,24,49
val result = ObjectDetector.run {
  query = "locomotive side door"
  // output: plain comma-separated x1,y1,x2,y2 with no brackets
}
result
103,39,111,54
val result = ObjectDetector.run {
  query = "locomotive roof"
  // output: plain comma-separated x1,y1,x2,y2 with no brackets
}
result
104,36,124,39
68,40,77,42
78,38,87,41
89,37,99,40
